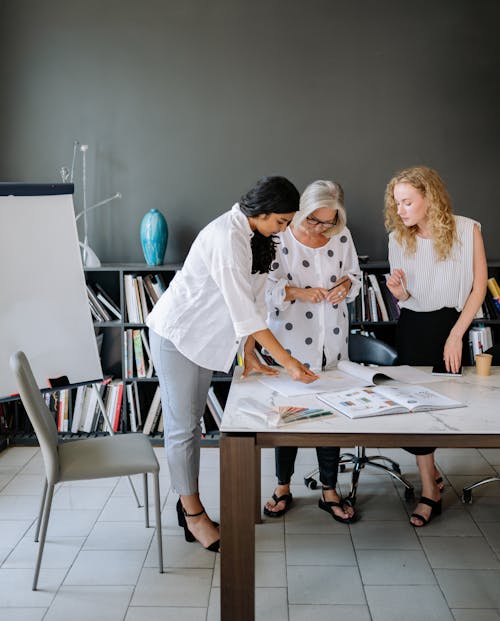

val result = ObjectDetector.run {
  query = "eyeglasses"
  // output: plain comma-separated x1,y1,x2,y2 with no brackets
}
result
305,213,338,228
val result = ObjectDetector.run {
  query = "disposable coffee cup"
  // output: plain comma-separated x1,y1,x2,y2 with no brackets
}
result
475,353,493,376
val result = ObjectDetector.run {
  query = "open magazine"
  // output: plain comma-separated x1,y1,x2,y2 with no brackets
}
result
257,360,435,398
235,397,334,427
318,384,465,419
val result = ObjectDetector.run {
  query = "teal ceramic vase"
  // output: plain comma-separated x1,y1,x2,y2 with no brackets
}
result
140,209,168,265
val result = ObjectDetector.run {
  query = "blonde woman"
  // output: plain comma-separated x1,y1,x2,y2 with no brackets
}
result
385,165,487,526
262,180,361,523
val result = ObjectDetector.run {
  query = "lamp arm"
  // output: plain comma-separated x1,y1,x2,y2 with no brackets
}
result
75,193,121,223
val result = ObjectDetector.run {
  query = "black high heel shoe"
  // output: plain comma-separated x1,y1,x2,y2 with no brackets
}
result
176,499,220,552
410,496,442,527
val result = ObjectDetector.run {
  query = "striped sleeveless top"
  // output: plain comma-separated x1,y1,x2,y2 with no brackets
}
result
388,215,478,312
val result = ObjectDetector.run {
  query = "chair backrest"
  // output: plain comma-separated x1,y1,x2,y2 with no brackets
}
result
9,351,60,484
348,333,398,366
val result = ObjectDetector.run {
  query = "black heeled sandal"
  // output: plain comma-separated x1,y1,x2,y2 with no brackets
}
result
176,499,220,552
410,496,442,527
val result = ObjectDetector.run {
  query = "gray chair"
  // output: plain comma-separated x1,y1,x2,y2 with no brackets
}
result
9,351,164,590
303,334,415,503
461,344,500,503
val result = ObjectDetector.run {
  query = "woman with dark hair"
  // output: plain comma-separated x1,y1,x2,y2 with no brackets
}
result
147,176,317,552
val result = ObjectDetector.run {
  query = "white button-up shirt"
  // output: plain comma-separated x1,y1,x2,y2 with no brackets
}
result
146,204,268,372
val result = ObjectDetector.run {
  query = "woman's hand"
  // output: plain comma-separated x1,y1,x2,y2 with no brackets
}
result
292,286,328,304
241,351,280,379
284,357,319,383
443,333,463,374
386,268,409,301
325,276,352,304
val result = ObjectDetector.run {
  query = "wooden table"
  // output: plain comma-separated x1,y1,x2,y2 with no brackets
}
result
219,367,500,621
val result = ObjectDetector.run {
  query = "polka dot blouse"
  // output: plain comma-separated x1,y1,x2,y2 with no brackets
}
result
265,226,362,371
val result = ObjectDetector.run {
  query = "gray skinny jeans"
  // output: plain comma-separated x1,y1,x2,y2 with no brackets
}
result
149,330,213,495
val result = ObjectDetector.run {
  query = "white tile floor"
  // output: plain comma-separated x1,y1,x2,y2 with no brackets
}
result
0,444,500,620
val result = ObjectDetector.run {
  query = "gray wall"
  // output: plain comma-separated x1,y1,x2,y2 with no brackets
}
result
1,0,499,263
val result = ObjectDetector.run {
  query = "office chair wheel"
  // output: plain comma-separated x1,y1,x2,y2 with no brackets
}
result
339,464,346,473
404,487,415,500
304,476,318,489
461,490,473,504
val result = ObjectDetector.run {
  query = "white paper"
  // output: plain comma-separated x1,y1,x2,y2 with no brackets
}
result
257,369,365,397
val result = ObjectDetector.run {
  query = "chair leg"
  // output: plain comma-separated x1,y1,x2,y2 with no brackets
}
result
153,472,163,573
33,483,55,590
143,473,150,528
34,479,48,542
462,476,500,503
362,460,414,494
365,455,402,472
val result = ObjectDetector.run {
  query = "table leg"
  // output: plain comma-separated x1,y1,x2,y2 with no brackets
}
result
220,434,256,621
255,446,262,524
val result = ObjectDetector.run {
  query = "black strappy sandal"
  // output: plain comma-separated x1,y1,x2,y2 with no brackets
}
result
410,496,442,527
263,491,293,518
318,492,357,524
176,498,220,552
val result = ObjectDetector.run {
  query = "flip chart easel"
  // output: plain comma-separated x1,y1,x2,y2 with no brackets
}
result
0,183,140,506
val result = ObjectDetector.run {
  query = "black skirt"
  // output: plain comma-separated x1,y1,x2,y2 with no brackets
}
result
397,307,466,456
397,307,467,366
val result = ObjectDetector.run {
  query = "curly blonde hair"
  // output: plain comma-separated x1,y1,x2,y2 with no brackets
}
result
294,180,346,238
384,166,456,260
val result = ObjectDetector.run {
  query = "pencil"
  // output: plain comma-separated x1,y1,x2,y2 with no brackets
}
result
400,277,408,299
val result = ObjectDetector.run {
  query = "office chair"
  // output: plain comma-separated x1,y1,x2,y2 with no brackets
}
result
303,333,415,503
461,344,500,503
9,351,164,590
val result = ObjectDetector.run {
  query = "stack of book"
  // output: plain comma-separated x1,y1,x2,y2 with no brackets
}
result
349,272,400,323
123,328,155,379
68,381,124,434
86,284,121,322
124,273,166,323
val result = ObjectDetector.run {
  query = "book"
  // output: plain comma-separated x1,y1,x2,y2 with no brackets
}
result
126,383,138,432
136,276,150,322
94,283,121,320
86,285,111,321
318,384,465,419
70,385,86,433
487,277,500,299
367,273,389,321
132,329,146,377
124,274,141,323
236,397,334,427
206,386,223,428
143,386,162,435
143,274,159,304
140,329,154,377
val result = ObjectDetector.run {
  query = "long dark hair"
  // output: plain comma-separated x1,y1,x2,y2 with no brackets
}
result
239,176,300,273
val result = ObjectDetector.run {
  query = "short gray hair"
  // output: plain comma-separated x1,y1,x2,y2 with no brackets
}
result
294,180,347,237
